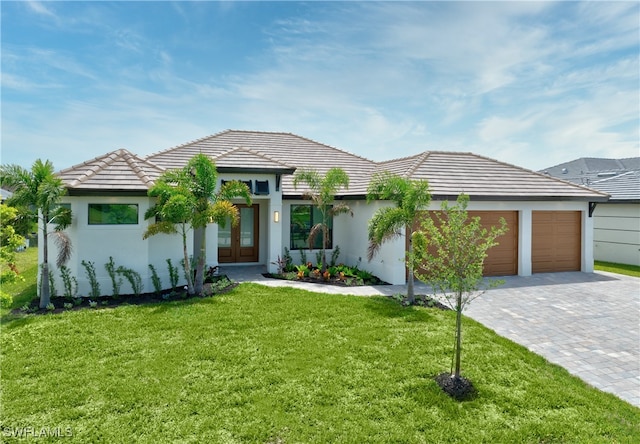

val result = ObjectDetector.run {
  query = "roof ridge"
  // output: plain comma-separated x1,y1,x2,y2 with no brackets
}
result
404,152,431,178
122,150,164,185
277,131,376,164
214,145,296,169
67,149,123,188
468,152,611,198
592,169,639,184
145,129,233,159
376,151,425,165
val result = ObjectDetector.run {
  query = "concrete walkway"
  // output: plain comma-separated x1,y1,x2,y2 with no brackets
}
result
219,265,640,407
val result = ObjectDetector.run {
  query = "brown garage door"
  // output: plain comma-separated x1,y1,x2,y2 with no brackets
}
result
410,210,518,277
469,211,518,276
532,211,581,273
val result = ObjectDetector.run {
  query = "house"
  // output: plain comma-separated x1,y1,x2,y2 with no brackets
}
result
541,158,640,266
50,130,608,296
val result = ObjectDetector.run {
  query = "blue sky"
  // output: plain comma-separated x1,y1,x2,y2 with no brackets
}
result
2,1,638,172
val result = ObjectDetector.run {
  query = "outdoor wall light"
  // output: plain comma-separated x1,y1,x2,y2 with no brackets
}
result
273,211,280,223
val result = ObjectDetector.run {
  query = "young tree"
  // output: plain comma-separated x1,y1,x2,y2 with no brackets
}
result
0,160,72,308
413,194,508,398
293,168,352,271
144,154,251,295
366,171,431,304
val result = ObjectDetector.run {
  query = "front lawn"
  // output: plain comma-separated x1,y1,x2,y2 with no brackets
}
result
1,284,638,443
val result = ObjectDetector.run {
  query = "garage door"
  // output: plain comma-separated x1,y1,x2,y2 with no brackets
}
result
469,211,518,276
411,210,518,277
532,211,581,273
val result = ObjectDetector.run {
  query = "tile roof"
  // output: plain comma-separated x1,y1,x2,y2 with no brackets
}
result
590,171,640,202
57,130,609,201
540,157,639,202
540,157,640,186
209,146,296,174
58,149,165,192
377,152,609,200
146,130,376,195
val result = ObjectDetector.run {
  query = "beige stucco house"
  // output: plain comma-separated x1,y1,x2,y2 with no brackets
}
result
49,130,608,295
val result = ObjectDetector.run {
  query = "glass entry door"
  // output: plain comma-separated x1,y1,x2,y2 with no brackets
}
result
218,204,259,263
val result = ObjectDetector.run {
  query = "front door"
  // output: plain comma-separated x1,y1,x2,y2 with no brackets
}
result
218,204,259,263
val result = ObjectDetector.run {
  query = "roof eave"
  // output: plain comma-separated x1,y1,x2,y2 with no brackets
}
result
217,167,296,175
66,188,151,197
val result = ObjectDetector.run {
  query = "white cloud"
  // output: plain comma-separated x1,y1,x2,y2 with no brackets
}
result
25,1,57,19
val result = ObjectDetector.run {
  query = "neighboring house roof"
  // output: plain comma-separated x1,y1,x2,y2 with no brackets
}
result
57,130,609,201
1,188,12,202
58,149,165,193
540,157,640,186
590,171,640,202
540,157,639,202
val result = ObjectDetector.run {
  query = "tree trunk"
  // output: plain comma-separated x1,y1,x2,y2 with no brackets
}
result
406,228,415,304
194,226,206,295
454,290,463,378
182,229,194,295
40,225,50,308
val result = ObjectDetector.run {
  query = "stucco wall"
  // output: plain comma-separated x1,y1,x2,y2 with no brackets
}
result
593,203,640,266
41,195,176,297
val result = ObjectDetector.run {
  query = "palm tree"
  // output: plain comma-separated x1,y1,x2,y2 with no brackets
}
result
366,171,431,304
293,168,352,271
144,154,252,295
0,160,72,308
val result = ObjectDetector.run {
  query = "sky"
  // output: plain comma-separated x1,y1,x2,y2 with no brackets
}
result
1,1,638,173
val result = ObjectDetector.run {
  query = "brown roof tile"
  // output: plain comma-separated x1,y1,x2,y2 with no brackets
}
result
57,131,609,201
58,149,165,192
147,130,376,195
383,151,610,200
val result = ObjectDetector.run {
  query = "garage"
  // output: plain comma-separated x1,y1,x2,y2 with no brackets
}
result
411,210,519,277
532,211,582,273
469,211,519,276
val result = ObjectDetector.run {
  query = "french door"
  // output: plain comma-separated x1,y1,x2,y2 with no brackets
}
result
217,204,259,263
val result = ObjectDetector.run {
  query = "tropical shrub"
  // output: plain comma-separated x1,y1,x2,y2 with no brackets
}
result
81,260,101,298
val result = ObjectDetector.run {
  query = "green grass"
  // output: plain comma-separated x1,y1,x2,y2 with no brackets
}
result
595,260,640,277
1,284,638,443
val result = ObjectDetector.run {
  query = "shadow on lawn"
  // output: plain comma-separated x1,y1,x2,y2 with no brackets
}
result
362,296,438,323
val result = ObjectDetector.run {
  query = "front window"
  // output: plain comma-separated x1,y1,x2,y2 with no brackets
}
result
290,205,332,250
88,204,138,225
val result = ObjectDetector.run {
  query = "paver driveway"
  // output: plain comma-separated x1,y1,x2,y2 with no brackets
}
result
222,267,640,407
463,271,640,407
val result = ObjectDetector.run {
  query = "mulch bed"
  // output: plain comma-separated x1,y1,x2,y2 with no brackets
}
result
262,273,389,287
11,276,238,316
435,372,477,401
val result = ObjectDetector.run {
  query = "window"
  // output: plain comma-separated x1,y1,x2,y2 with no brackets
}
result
88,204,138,225
254,180,270,195
290,205,332,250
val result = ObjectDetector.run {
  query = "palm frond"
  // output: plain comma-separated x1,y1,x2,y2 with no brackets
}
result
143,221,179,239
308,223,324,250
329,202,353,217
210,200,239,227
53,231,73,267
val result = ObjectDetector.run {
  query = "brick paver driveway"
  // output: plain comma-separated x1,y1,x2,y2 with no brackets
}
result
464,271,640,407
